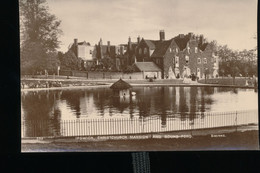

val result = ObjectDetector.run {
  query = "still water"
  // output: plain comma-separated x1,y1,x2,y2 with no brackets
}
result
21,86,258,121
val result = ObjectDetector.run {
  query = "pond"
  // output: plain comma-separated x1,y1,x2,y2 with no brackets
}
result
21,86,258,137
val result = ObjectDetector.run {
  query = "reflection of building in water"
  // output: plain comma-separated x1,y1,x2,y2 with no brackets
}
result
160,87,167,127
199,88,205,115
78,91,97,118
175,87,180,113
111,96,130,114
179,87,189,120
80,91,87,116
168,87,177,112
189,87,198,122
184,87,191,113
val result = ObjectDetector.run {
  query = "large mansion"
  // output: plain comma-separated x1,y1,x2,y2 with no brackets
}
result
68,31,219,79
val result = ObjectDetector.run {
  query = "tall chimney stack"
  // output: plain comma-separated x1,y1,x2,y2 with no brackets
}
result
159,30,165,41
74,38,78,46
107,41,110,52
128,37,132,50
137,36,140,44
200,35,204,44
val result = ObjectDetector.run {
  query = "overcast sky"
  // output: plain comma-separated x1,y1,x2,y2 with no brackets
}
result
47,0,257,52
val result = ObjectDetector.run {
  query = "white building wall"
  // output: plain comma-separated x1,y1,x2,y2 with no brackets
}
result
77,45,94,61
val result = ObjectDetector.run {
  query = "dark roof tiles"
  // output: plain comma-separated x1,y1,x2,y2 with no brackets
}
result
134,62,161,72
110,79,132,90
151,39,173,58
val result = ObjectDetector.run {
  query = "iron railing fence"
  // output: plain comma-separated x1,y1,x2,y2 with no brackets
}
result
21,110,258,138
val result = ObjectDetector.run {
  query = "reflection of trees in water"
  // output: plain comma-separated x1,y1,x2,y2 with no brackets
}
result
61,90,84,118
134,87,153,117
110,96,130,114
21,90,61,137
160,87,167,127
189,87,197,123
216,87,232,93
49,107,61,136
92,88,112,117
203,87,214,95
22,91,55,120
179,87,189,121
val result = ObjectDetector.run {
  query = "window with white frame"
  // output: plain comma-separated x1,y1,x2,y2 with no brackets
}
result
176,48,178,53
169,48,172,52
197,58,201,64
204,58,207,64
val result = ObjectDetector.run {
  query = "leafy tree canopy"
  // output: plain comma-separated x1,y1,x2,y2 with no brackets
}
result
20,0,62,74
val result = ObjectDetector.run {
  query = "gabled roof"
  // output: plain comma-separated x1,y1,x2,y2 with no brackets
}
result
174,34,209,51
110,79,132,90
174,35,191,51
151,39,173,58
134,62,161,72
198,43,208,51
144,40,157,49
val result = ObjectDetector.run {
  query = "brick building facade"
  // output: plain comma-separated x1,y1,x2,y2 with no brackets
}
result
134,31,219,79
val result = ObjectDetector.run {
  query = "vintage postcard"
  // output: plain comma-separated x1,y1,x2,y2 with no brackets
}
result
20,0,258,152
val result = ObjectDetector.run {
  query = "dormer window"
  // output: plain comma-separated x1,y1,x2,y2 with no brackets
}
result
176,48,178,53
169,48,172,52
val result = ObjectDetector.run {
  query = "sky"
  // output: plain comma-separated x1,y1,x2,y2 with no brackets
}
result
46,0,257,52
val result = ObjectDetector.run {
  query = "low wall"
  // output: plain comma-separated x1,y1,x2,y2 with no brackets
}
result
199,77,257,87
59,70,144,79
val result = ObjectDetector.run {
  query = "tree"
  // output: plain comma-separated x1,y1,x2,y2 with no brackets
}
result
20,0,62,74
100,56,116,71
123,65,136,73
60,50,83,70
20,0,62,51
20,41,47,74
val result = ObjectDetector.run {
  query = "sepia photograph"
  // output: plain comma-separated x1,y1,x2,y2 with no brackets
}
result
20,0,258,152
